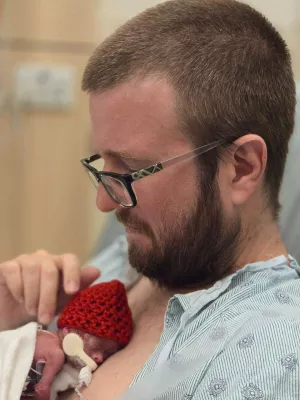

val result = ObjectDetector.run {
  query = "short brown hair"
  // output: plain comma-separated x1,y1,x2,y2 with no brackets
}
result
82,0,296,217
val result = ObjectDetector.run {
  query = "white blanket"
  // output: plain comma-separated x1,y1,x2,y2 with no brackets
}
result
0,322,38,400
0,323,86,400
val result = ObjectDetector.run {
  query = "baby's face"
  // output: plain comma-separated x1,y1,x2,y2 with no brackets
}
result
58,328,121,369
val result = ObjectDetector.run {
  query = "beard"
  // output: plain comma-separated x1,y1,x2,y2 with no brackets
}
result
116,179,242,290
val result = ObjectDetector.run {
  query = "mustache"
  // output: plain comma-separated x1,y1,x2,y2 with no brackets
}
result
116,209,154,238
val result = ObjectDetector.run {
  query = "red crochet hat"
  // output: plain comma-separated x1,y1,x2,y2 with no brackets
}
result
57,280,133,347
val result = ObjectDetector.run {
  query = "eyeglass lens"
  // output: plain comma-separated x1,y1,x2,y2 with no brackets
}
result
86,157,133,206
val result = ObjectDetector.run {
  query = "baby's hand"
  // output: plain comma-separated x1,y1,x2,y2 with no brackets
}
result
33,331,65,400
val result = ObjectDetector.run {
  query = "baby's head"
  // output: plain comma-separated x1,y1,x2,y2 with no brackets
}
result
57,327,121,368
57,280,133,369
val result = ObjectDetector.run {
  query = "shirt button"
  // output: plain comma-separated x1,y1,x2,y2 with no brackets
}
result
165,317,172,327
172,355,181,364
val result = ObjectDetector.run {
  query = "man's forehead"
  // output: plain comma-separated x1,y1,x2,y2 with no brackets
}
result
89,76,175,108
89,77,186,158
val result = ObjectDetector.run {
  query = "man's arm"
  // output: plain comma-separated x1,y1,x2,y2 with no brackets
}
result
0,251,100,331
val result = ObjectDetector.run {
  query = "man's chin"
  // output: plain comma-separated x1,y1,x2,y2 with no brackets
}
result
127,236,154,264
126,228,151,243
127,235,155,268
125,227,140,235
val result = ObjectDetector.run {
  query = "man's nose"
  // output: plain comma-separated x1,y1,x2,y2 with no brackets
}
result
96,182,121,213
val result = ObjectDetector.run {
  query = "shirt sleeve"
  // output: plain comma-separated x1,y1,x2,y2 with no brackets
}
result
88,235,140,289
192,313,300,399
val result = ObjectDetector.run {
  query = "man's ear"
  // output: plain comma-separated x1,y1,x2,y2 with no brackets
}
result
228,134,267,206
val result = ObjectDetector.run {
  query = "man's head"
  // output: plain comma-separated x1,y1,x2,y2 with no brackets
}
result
82,0,296,289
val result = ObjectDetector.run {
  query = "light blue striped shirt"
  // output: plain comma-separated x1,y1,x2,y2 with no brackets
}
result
118,255,300,399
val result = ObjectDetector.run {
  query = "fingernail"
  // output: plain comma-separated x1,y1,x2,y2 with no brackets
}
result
67,281,79,292
39,313,53,325
28,308,37,316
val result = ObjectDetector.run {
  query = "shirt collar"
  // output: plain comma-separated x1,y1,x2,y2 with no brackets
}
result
172,255,295,312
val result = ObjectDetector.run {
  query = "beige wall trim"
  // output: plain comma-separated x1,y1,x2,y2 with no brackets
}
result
0,38,96,54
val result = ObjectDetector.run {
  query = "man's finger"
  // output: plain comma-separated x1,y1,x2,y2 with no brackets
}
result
38,260,59,325
79,266,101,290
61,253,82,295
55,266,101,314
21,257,41,316
1,261,24,302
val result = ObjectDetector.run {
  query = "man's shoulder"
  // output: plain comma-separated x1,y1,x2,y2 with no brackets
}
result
190,311,300,399
218,259,300,315
176,259,300,355
192,261,300,356
219,264,300,334
187,285,300,399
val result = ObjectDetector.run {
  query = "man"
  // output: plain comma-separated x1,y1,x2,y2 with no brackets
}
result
0,1,299,399
88,81,300,282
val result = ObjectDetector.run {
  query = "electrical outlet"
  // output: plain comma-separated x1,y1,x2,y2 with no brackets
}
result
14,64,75,110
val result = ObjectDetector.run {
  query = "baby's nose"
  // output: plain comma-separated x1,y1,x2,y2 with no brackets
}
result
93,353,104,364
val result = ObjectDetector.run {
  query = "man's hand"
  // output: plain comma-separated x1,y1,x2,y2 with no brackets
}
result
0,250,100,331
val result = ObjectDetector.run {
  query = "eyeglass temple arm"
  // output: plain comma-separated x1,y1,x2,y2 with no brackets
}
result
130,139,224,182
161,139,224,169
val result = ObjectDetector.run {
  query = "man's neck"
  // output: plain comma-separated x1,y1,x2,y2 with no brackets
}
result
131,209,288,299
170,213,287,296
233,216,287,272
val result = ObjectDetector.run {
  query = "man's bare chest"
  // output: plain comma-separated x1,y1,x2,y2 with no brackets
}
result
61,279,170,400
60,319,163,400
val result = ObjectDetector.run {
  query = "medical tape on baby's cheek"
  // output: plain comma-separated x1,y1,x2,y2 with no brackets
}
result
62,333,98,371
62,335,95,400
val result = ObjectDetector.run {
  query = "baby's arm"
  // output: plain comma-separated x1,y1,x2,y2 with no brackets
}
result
22,331,65,400
34,346,65,400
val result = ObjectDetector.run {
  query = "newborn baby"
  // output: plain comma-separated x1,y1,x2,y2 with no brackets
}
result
21,280,133,400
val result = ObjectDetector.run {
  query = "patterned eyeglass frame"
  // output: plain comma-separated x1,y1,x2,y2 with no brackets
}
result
81,139,224,208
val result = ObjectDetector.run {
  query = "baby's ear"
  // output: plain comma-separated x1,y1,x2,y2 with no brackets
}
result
62,327,69,336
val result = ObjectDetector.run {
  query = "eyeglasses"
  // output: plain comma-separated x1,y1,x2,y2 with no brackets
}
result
81,139,224,208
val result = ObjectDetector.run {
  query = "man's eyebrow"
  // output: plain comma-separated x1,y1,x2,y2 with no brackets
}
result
100,149,153,163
